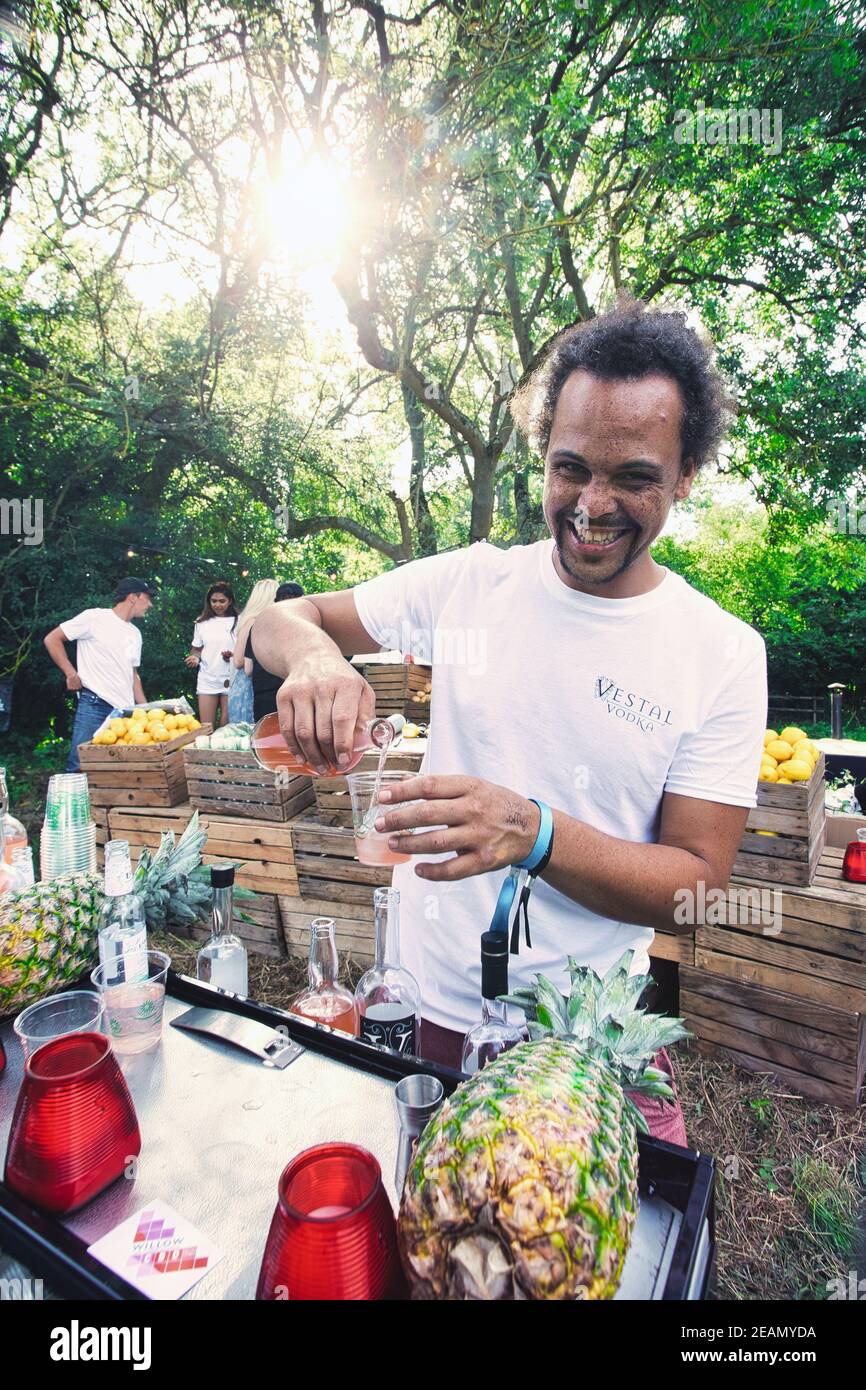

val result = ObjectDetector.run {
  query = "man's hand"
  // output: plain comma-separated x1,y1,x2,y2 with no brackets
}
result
374,775,540,882
276,654,376,774
221,649,232,660
184,654,200,668
66,672,82,692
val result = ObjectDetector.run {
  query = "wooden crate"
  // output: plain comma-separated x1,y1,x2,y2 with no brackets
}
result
681,964,865,1108
159,891,287,960
106,804,300,897
360,662,432,720
79,726,211,808
279,894,376,967
700,845,866,1012
93,806,109,847
184,746,315,823
732,753,826,886
290,814,392,906
313,741,427,827
202,816,300,897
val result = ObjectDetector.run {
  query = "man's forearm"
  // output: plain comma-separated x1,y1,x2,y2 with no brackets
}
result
250,598,335,677
541,810,712,935
44,634,76,679
133,674,146,704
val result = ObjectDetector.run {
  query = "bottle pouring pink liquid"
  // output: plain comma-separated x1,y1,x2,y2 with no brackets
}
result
252,712,404,777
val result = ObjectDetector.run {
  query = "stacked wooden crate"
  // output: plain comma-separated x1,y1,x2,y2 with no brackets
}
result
105,803,300,959
361,662,432,721
681,845,866,1106
733,752,826,887
183,745,314,823
313,741,427,827
79,726,208,809
279,892,377,968
290,814,391,906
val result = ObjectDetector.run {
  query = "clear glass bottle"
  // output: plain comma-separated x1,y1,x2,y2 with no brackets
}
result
290,917,357,1035
10,843,34,890
0,766,27,865
461,931,525,1075
197,865,248,995
98,840,148,986
252,712,405,776
355,887,421,1056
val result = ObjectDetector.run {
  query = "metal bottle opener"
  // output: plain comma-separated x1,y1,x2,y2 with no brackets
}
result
171,1006,304,1069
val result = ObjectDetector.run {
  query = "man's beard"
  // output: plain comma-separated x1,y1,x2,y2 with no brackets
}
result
553,512,643,586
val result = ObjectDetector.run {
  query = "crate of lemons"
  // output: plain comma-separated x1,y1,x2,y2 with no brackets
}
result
91,707,202,747
759,726,820,784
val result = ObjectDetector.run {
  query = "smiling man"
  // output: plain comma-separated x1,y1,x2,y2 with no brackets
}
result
253,302,768,1142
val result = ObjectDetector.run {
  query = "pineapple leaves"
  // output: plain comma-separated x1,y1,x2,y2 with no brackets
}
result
130,811,258,931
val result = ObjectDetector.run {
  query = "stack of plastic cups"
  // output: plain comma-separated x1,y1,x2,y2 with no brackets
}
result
39,774,97,880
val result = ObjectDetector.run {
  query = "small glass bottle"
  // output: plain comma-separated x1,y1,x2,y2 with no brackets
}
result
98,840,148,986
461,931,525,1075
355,887,421,1056
252,712,405,776
0,766,27,865
197,865,248,995
290,917,357,1035
843,826,866,883
10,843,34,890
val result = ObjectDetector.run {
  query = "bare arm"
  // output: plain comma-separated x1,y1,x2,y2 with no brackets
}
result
377,782,750,935
251,592,381,772
133,672,147,705
44,627,81,690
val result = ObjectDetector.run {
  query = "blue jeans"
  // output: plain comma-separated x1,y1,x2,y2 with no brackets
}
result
66,689,115,772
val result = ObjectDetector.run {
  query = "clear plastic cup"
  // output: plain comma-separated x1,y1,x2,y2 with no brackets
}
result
90,950,171,1055
347,770,420,866
44,774,92,833
39,825,97,879
14,989,105,1060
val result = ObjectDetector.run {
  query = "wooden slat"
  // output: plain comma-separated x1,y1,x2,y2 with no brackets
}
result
189,787,315,823
298,876,389,905
681,990,859,1071
278,894,375,922
694,946,866,1011
684,1009,856,1084
692,1040,858,1108
717,892,866,960
680,964,860,1037
649,931,694,964
696,925,866,989
295,853,391,887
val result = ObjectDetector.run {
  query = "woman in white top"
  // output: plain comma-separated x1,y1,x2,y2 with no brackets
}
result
185,581,239,729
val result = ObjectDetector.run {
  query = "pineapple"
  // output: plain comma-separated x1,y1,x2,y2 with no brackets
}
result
0,813,252,1017
398,950,688,1300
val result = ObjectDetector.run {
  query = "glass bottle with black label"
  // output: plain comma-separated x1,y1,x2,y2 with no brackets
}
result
354,887,421,1057
461,931,525,1074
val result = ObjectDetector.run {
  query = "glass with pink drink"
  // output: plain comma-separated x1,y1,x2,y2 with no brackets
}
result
347,770,420,865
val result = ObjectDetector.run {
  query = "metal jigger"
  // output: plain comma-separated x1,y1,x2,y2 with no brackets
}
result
394,1074,445,1196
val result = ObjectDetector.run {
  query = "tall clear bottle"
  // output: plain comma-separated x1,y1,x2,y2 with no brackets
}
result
98,840,148,986
355,887,421,1056
0,766,27,865
197,865,248,995
290,917,357,1035
461,931,525,1075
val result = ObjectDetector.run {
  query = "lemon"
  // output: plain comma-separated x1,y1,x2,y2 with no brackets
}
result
759,767,779,781
131,709,147,723
109,718,126,733
102,730,118,744
765,739,794,762
760,753,778,769
756,829,779,836
763,729,779,746
779,726,808,747
781,758,812,781
403,723,420,738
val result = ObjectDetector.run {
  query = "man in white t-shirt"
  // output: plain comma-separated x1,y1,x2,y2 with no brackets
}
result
44,578,156,771
253,303,768,1143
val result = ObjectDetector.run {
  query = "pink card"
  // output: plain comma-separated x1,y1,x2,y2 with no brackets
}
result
87,1201,225,1300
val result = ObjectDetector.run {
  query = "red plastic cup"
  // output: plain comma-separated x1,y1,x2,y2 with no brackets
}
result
256,1143,403,1300
4,1032,142,1214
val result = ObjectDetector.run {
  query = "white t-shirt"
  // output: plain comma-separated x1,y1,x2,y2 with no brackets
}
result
60,608,142,710
354,538,768,1033
192,616,237,694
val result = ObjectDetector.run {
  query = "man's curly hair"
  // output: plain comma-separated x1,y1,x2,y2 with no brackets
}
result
511,299,733,470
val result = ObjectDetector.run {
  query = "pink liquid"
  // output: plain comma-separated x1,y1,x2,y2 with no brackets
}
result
355,831,410,866
253,713,368,776
308,1204,352,1219
3,829,27,866
291,998,357,1036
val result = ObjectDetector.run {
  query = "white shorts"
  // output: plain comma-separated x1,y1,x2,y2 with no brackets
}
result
196,678,231,696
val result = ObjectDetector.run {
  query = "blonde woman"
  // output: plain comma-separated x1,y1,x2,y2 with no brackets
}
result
227,579,278,723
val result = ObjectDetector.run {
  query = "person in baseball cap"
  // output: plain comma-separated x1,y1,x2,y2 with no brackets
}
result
44,578,157,771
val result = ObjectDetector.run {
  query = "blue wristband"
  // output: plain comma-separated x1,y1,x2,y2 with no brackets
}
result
516,800,554,873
